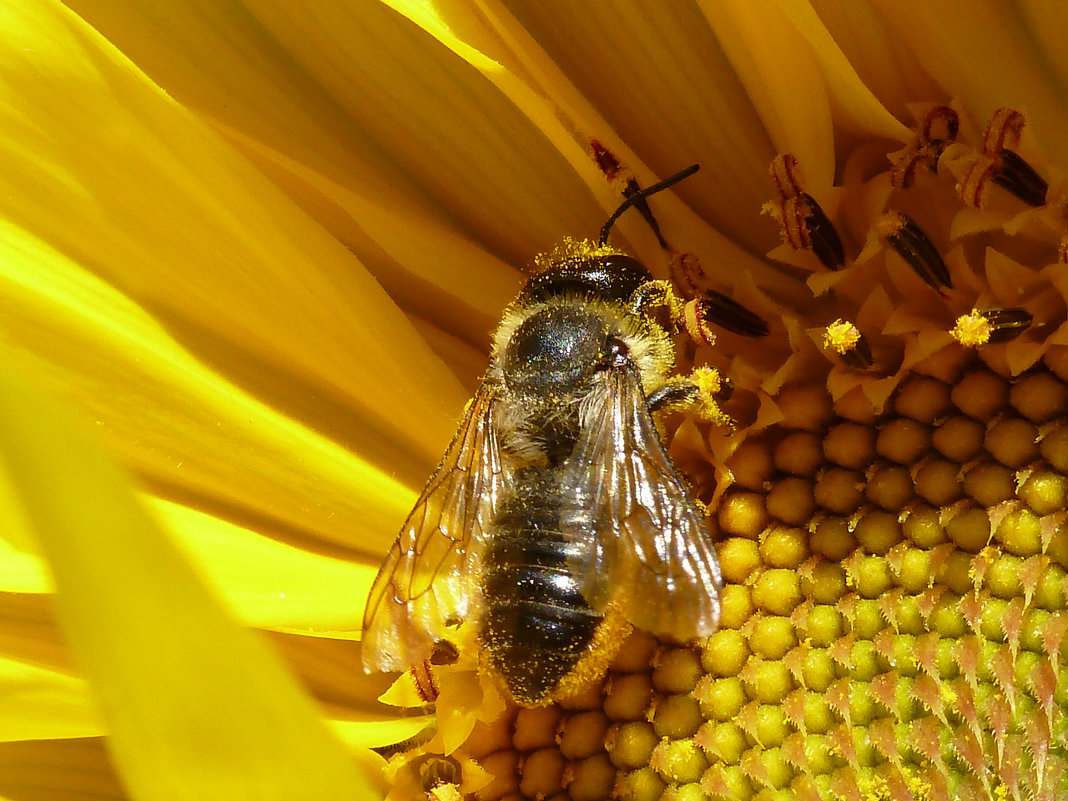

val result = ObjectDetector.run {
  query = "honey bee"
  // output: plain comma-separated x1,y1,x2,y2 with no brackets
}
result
362,167,726,706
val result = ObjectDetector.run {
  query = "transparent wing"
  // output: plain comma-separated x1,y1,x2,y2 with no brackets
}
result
361,382,509,672
564,367,722,642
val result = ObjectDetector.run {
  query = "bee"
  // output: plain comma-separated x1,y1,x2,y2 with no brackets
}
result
362,166,727,706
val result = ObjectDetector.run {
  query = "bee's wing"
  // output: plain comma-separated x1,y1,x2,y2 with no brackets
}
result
361,382,508,672
565,367,722,642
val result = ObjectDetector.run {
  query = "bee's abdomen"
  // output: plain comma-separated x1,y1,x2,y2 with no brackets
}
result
480,472,601,705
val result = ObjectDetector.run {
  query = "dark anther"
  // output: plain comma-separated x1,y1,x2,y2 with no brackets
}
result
698,290,769,337
599,164,700,246
801,192,845,270
840,334,873,369
716,374,735,401
978,307,1033,343
880,212,951,290
993,149,1049,207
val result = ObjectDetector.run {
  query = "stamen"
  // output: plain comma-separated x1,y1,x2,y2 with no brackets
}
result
890,105,959,188
682,299,717,348
766,155,845,270
685,291,769,339
875,211,951,290
421,755,460,787
411,659,440,703
823,319,873,369
992,149,1048,208
951,308,1032,346
958,108,1048,208
669,251,705,298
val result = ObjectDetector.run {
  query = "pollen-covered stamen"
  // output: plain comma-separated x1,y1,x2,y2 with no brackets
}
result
891,105,960,188
682,299,717,348
875,211,951,290
688,291,769,339
766,154,845,270
951,308,1033,346
958,108,1048,208
823,319,873,369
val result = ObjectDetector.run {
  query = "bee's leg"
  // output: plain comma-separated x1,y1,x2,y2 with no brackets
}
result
647,367,734,427
628,279,686,321
629,280,726,349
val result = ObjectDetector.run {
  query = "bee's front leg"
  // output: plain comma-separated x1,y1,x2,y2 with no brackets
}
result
647,367,733,427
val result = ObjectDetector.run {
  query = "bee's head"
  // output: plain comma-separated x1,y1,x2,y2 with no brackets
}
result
517,251,651,306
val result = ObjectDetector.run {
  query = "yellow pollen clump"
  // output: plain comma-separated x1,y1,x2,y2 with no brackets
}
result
823,318,862,354
951,310,993,346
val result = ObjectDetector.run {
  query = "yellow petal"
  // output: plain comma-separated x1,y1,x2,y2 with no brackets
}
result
152,499,376,632
0,0,468,485
0,657,100,742
0,223,410,553
776,0,911,143
807,0,944,120
701,0,836,187
0,368,377,800
0,738,125,800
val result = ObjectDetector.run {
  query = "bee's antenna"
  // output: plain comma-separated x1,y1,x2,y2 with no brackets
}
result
598,164,700,247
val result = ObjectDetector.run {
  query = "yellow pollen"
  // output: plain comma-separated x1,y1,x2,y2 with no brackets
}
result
823,319,861,354
532,237,621,273
950,311,992,347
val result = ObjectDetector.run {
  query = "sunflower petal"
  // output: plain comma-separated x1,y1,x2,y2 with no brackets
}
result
0,368,378,799
0,0,469,483
0,738,126,800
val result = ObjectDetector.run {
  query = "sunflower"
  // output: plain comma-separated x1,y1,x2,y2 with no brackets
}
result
2,2,1067,800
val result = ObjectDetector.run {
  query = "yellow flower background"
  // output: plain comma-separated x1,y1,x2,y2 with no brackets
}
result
3,2,1068,800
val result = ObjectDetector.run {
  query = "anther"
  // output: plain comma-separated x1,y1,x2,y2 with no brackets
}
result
891,105,959,188
823,319,873,369
992,149,1048,208
420,755,462,798
959,109,1048,208
951,308,1032,346
766,154,845,270
687,291,769,339
875,211,951,290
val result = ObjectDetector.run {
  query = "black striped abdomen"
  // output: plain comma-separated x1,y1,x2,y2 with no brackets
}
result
480,469,601,705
